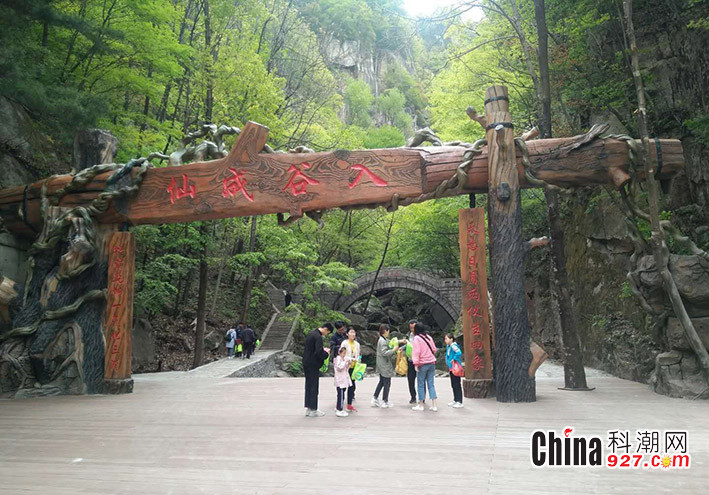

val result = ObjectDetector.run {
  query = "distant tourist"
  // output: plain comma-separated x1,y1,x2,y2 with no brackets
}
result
235,322,244,358
303,323,333,417
241,324,256,359
444,333,464,408
334,346,353,417
225,327,237,359
372,324,398,408
411,322,438,411
329,321,347,361
406,319,418,404
284,290,292,308
339,327,361,412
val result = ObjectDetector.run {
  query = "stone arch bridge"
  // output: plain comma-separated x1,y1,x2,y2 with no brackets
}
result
315,267,462,321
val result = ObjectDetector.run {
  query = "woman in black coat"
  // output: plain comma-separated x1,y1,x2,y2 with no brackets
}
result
302,323,333,417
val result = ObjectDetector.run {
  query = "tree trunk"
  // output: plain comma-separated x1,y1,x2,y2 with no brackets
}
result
534,0,589,389
546,189,589,388
210,222,230,315
202,0,214,123
241,215,258,323
362,213,395,314
484,85,536,402
192,223,208,369
228,234,245,287
72,129,118,173
623,0,709,377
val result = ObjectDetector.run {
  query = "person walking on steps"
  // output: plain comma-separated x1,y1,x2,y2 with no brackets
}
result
445,333,464,408
372,324,398,408
303,323,332,417
334,346,353,417
339,327,361,412
225,327,237,359
411,322,438,412
406,319,418,404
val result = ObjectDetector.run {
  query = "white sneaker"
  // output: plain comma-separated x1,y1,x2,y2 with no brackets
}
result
447,401,456,407
412,404,424,411
371,398,381,407
383,401,394,408
305,408,312,417
336,410,349,417
452,402,464,408
309,409,325,417
429,405,438,412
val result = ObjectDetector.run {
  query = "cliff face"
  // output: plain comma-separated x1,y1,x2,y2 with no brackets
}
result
0,97,66,190
529,11,709,395
0,97,68,285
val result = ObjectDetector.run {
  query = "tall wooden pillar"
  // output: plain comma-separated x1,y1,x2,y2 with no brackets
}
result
102,231,135,394
485,85,536,402
459,208,493,398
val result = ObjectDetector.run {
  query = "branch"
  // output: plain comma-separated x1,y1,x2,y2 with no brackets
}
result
466,106,487,129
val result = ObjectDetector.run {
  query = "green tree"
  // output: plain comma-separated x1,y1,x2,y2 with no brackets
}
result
377,88,412,134
344,79,374,128
364,125,405,148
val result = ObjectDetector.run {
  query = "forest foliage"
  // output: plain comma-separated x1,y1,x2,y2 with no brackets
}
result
1,0,707,336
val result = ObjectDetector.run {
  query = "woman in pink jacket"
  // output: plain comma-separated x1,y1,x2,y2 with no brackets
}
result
411,322,439,411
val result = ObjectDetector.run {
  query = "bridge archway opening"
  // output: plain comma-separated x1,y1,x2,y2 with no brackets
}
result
343,287,456,332
329,268,461,331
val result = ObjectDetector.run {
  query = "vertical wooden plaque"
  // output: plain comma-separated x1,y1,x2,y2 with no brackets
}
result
103,231,135,393
459,208,493,398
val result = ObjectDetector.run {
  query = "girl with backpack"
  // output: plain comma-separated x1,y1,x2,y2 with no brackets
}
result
445,333,464,408
371,324,398,408
334,346,353,417
411,322,438,411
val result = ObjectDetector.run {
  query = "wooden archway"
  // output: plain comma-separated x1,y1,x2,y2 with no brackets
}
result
0,85,685,401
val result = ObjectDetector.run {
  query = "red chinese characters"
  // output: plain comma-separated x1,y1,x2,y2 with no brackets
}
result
283,163,320,196
107,241,127,374
167,174,196,204
466,305,482,318
471,322,481,336
222,167,254,202
348,164,388,189
460,209,490,379
471,354,483,371
466,286,481,302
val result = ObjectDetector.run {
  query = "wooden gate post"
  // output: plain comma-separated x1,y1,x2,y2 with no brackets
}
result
484,85,536,402
459,208,493,398
102,231,135,394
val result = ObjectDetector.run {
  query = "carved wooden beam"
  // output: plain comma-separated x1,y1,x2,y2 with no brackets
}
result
0,121,684,237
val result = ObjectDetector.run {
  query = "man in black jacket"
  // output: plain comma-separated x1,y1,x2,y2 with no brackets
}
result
329,321,346,361
303,322,333,417
241,324,256,359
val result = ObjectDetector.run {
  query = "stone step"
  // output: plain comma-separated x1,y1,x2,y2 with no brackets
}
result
260,282,294,351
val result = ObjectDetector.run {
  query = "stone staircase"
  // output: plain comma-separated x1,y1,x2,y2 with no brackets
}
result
259,282,298,352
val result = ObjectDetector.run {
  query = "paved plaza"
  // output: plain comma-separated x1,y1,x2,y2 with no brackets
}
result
0,360,707,494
